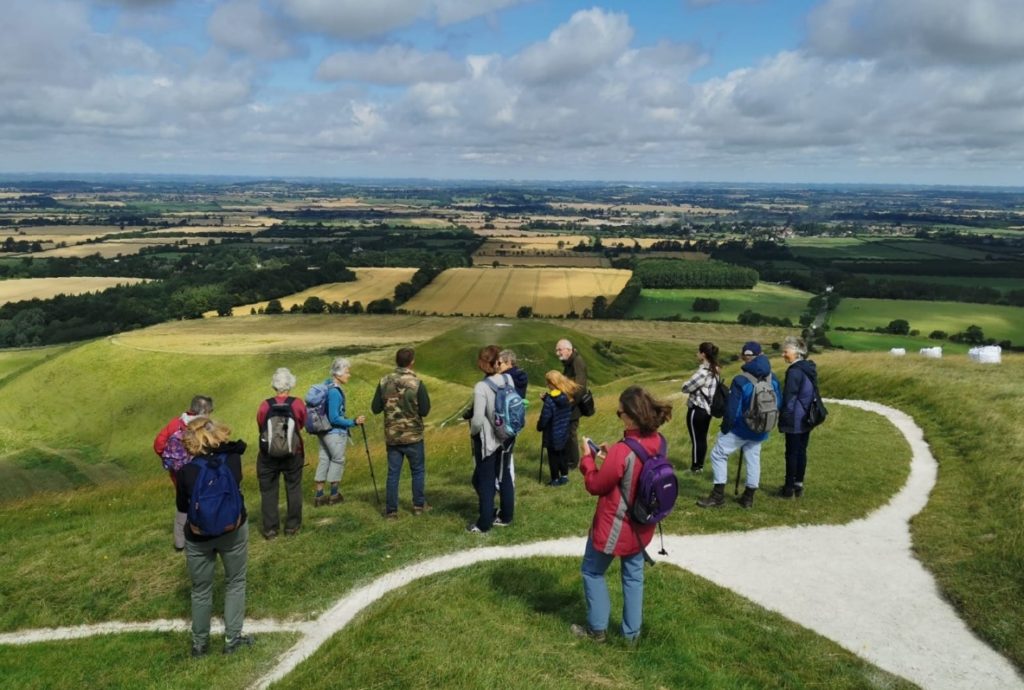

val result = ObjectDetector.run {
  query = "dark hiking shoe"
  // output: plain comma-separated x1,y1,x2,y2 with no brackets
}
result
738,487,757,509
223,635,255,655
570,623,606,643
696,484,725,508
313,495,328,507
794,484,804,498
329,492,344,505
191,644,208,658
689,464,704,474
284,527,300,537
776,485,795,499
263,529,278,540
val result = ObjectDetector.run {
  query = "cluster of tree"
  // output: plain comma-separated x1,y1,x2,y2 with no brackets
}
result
633,258,757,289
834,275,1024,306
737,310,793,327
393,264,445,305
2,237,44,253
691,297,720,312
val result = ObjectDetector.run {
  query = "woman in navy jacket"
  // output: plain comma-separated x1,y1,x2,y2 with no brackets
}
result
778,336,818,498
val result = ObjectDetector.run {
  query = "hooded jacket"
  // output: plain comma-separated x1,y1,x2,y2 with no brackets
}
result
721,354,781,442
779,359,818,434
537,388,572,451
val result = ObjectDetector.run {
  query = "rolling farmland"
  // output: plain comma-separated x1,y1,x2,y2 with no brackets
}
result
0,277,148,305
402,267,632,316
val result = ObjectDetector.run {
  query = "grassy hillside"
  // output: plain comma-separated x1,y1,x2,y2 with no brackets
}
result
832,297,1024,343
626,283,812,322
0,315,1019,687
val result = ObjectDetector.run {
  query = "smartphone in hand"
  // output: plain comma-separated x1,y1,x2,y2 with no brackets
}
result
585,437,603,457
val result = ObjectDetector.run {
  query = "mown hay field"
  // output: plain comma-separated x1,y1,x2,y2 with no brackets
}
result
0,277,148,305
214,267,418,317
402,267,631,316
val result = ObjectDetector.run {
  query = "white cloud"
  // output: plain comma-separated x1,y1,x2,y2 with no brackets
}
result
208,0,294,60
317,45,467,85
278,0,426,39
433,0,533,26
509,8,634,84
807,0,1024,66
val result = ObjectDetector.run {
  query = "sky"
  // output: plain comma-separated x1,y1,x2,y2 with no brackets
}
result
2,0,1024,185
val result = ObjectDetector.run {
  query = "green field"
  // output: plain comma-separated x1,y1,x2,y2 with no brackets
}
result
828,330,970,354
627,282,812,321
787,236,993,261
854,273,1024,294
0,316,1021,687
832,297,1024,343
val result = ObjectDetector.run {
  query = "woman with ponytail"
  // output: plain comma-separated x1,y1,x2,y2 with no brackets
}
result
681,341,721,473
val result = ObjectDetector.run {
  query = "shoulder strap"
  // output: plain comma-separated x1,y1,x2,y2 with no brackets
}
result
621,437,649,464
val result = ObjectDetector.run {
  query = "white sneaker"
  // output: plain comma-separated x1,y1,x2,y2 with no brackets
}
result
466,523,484,533
492,517,510,527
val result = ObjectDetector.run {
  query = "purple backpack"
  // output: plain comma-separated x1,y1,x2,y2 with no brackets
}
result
622,434,677,525
161,429,193,472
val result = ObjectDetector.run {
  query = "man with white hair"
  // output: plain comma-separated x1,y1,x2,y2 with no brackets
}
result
555,338,588,469
256,367,308,539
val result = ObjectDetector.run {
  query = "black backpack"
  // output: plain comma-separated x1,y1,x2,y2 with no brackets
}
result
804,377,829,429
260,397,299,458
708,376,728,418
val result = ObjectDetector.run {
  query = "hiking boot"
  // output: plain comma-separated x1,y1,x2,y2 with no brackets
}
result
570,623,606,643
384,511,399,520
776,485,795,499
558,476,569,485
329,492,344,505
223,635,255,655
689,464,704,474
696,484,725,508
190,644,208,658
313,495,327,507
284,527,300,537
263,529,278,540
738,487,757,509
412,503,432,515
794,484,804,498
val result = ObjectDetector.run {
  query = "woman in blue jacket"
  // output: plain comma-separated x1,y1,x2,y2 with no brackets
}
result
537,370,580,486
778,336,817,498
313,357,365,506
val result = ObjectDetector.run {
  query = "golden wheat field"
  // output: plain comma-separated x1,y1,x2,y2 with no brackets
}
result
214,267,418,316
28,237,216,258
402,267,632,316
0,277,149,305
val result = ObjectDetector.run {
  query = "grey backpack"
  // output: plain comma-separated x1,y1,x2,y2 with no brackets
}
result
741,372,779,433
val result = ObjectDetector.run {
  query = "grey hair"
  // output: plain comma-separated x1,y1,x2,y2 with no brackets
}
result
330,357,351,377
783,336,807,358
498,349,517,366
556,338,573,350
271,367,297,392
189,395,213,416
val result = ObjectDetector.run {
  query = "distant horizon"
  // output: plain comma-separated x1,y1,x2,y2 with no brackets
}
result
4,2,1024,186
2,171,1023,193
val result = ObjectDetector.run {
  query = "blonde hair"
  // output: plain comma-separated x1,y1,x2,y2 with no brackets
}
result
183,417,232,456
545,370,580,400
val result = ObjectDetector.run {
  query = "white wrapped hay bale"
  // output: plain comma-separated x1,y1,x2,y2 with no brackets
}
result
968,346,1002,364
890,348,906,357
919,346,943,359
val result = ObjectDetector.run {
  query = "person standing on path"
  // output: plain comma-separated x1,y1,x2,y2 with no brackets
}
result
467,345,517,532
371,347,431,519
681,342,721,474
313,357,366,507
556,338,588,470
256,368,307,539
697,341,781,510
154,394,213,551
778,336,817,498
177,417,253,657
572,385,672,643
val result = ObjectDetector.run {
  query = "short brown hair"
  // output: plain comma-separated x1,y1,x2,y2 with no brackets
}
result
182,417,232,456
618,386,672,435
396,347,415,368
477,345,502,375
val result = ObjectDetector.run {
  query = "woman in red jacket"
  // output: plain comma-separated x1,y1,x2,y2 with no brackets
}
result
573,385,672,643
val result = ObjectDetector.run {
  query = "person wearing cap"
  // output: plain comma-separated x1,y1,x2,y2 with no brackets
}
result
696,341,781,509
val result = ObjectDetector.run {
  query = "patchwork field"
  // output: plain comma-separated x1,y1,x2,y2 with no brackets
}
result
28,237,218,258
402,267,632,316
0,277,148,305
831,298,1024,343
213,267,418,316
627,283,813,322
787,237,994,261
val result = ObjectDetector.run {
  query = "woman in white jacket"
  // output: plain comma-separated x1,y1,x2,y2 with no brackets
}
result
468,345,516,533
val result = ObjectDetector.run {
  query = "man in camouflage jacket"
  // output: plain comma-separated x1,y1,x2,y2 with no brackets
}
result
371,347,431,518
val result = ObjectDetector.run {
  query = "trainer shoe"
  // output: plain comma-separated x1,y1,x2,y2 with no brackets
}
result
412,503,432,515
570,623,606,643
466,523,485,534
190,644,208,658
492,517,510,527
223,634,255,655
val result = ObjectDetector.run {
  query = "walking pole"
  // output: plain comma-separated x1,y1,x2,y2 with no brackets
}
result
734,449,743,495
360,425,381,506
538,440,545,483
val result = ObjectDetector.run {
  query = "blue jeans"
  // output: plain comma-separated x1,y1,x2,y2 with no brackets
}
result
709,431,763,488
581,536,645,640
385,441,425,513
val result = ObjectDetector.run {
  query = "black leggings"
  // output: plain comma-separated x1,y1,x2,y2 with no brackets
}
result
546,443,569,481
686,406,712,470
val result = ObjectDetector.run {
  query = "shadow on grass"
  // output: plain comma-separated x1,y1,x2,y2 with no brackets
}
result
490,562,583,626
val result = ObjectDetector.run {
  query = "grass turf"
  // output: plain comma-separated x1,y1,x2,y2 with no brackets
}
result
625,283,812,322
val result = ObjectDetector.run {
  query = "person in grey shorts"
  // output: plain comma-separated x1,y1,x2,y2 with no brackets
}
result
314,357,366,506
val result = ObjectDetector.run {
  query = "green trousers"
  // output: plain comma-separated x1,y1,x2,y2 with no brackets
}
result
185,521,248,648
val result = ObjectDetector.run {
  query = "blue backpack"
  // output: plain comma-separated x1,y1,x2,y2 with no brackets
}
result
622,434,677,525
187,453,243,537
304,381,334,434
486,374,526,441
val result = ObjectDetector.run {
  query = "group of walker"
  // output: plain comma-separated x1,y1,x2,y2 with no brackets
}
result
155,334,821,655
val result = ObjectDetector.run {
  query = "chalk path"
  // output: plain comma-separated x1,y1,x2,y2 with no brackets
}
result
1,401,1020,690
